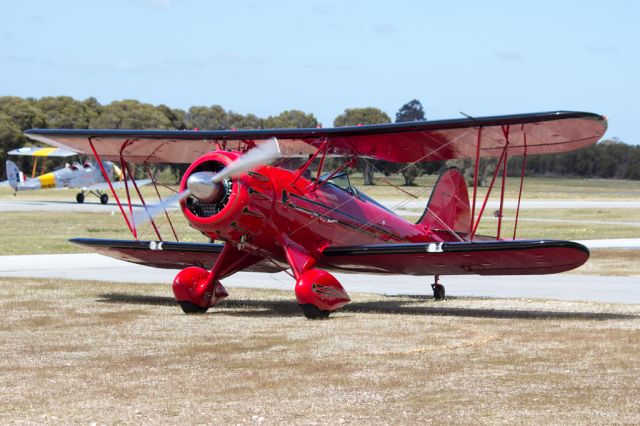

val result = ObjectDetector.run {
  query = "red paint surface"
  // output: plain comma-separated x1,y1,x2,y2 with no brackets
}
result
295,268,350,312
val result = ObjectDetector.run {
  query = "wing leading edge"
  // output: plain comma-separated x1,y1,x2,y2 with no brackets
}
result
25,111,607,164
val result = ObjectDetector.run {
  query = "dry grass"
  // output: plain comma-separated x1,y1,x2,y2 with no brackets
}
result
1,277,639,424
0,211,205,255
353,175,640,201
572,249,640,276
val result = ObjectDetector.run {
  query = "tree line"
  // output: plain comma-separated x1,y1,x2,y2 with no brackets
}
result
1,96,637,183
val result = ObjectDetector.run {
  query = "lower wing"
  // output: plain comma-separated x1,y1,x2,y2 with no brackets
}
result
319,240,589,275
69,238,284,273
72,238,589,277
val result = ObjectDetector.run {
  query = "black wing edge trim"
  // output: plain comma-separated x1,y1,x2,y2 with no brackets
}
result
69,237,225,253
25,111,605,141
322,240,589,257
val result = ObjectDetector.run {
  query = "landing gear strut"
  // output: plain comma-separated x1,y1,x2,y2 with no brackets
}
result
76,190,108,204
431,275,445,301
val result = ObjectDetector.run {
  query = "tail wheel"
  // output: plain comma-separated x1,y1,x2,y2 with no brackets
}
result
432,283,445,301
76,193,85,203
299,304,330,320
100,193,109,204
178,301,209,314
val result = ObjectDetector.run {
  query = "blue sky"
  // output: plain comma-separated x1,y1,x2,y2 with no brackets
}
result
2,0,638,142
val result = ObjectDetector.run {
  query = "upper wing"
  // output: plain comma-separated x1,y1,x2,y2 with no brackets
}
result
84,179,152,191
24,111,607,164
8,146,77,157
319,240,589,275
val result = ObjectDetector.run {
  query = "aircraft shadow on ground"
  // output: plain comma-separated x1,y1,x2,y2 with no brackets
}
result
97,293,636,321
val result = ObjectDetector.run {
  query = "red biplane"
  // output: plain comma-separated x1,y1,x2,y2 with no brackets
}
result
25,111,607,318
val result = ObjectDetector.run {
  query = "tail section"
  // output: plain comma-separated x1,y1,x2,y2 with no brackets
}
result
6,160,24,191
417,167,471,236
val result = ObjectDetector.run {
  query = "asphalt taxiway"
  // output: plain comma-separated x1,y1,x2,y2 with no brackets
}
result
1,252,638,304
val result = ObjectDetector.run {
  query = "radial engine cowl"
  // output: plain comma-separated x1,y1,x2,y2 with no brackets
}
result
179,151,275,241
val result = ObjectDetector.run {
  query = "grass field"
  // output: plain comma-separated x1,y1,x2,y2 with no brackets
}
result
1,277,639,424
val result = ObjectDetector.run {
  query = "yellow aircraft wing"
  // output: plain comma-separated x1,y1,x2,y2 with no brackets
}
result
8,146,77,157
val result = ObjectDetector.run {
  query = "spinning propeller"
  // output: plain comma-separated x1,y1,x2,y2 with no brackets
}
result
134,138,281,227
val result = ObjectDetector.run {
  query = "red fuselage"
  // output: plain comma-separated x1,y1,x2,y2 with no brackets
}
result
180,151,434,269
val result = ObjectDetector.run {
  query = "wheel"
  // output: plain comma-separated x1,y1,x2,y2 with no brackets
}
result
432,283,445,301
299,304,330,320
76,193,85,203
178,301,209,314
100,193,109,204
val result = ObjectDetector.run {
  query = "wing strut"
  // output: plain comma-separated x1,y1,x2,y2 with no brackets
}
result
120,153,137,235
470,136,509,239
496,125,510,240
470,127,482,240
467,124,529,241
144,162,179,242
291,137,328,186
122,158,162,241
89,138,137,238
513,126,528,239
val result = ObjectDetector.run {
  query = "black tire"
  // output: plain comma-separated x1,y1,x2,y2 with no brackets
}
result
178,301,209,314
432,283,445,301
299,304,330,320
100,193,108,204
76,193,85,203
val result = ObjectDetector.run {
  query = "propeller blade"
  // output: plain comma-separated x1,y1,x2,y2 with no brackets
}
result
133,188,190,229
210,137,280,183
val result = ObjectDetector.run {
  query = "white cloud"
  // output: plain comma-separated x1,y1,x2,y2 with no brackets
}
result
373,24,396,35
491,51,522,62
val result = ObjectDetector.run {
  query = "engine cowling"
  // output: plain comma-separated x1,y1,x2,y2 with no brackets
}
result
179,151,275,243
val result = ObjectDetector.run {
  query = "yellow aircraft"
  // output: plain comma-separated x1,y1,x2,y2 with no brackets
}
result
5,147,150,204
